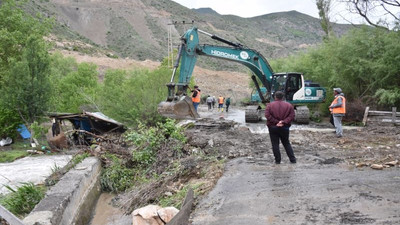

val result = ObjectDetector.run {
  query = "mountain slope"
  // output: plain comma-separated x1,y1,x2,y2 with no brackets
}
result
29,0,354,63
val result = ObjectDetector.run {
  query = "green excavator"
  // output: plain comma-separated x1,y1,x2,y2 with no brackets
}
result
158,27,326,123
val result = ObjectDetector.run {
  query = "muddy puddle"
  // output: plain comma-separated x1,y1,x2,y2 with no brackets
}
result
89,193,131,225
197,105,359,134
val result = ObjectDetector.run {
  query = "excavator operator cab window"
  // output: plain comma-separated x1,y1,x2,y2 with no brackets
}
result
271,75,287,95
285,74,302,101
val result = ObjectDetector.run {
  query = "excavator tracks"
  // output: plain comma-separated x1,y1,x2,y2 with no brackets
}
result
245,105,262,123
294,106,310,124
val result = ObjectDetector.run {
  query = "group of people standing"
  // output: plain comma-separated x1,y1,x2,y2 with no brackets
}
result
205,95,231,112
192,85,346,165
191,85,231,113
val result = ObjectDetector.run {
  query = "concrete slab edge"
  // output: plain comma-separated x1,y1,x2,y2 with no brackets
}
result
23,157,102,225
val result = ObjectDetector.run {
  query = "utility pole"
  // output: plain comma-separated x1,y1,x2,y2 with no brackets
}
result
167,20,195,68
167,24,173,68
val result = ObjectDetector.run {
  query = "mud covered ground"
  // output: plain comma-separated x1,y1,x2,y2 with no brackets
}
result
91,105,399,225
185,105,400,225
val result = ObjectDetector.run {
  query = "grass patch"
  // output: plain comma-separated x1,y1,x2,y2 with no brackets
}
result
0,139,53,163
0,150,29,163
158,183,203,209
0,182,45,217
70,152,90,166
5,139,31,150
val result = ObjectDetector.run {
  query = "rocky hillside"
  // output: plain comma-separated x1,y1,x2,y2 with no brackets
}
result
27,0,353,66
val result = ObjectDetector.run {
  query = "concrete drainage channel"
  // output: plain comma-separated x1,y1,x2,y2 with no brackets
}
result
21,157,102,225
1,156,194,225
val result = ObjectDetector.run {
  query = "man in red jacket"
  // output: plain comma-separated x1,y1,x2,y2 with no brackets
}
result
265,91,296,164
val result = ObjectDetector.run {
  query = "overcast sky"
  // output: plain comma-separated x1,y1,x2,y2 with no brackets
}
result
170,0,366,24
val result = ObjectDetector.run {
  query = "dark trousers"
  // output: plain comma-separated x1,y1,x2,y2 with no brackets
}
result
226,104,230,112
268,126,296,163
207,102,212,110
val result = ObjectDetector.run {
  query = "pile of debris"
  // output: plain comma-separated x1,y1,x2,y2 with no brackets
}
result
47,111,126,150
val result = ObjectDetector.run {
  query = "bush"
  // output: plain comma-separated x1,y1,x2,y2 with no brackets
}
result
125,119,186,167
126,123,163,167
157,119,186,143
344,99,366,123
100,155,134,193
1,183,45,216
30,121,47,140
0,105,22,139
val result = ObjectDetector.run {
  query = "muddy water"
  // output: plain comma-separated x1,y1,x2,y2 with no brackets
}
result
89,193,131,225
198,105,358,134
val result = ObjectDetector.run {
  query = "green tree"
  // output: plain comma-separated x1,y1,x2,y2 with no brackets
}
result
316,0,334,39
2,36,51,125
52,62,99,112
48,52,78,111
48,51,78,82
0,0,51,81
272,26,400,109
0,104,21,139
99,66,172,126
0,0,52,138
99,69,128,119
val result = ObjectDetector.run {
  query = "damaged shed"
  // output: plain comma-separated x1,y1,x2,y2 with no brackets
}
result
47,111,126,147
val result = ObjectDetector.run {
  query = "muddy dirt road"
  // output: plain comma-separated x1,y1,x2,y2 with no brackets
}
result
187,105,400,225
191,158,400,225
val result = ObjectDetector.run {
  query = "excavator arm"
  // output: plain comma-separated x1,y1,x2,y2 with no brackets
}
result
175,27,272,100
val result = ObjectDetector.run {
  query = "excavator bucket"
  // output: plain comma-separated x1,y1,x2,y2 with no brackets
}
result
158,96,200,119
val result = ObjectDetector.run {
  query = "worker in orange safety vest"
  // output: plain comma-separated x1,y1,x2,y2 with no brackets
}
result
191,85,201,112
218,95,224,112
329,88,346,138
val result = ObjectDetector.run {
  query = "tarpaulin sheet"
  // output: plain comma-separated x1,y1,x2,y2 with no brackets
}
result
17,124,31,139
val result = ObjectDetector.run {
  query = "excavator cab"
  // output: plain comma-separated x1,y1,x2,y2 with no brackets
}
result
270,73,302,101
269,73,325,123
